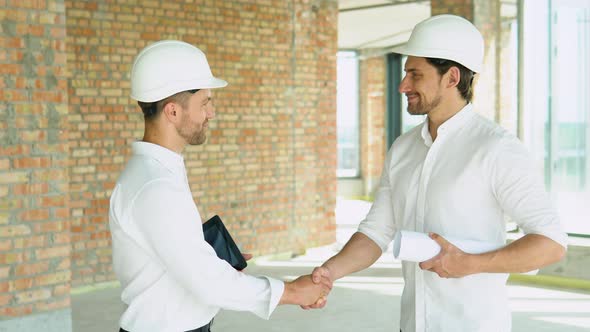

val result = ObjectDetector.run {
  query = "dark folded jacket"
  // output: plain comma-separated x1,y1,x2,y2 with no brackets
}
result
203,215,247,270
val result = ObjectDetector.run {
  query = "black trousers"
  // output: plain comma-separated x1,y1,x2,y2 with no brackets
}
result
119,320,212,332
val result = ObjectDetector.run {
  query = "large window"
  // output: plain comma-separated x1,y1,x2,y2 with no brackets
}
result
548,0,590,235
337,51,360,177
523,0,590,235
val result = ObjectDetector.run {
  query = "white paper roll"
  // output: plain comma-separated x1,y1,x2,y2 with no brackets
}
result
393,230,504,262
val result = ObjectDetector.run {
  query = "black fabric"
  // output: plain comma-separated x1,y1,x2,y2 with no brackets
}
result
202,215,247,270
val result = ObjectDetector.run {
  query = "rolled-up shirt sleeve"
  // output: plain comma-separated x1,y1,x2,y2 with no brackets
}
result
491,137,568,248
358,147,397,252
131,178,284,319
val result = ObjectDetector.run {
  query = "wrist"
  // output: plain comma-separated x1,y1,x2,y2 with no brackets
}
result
321,262,336,281
279,281,296,305
467,253,487,275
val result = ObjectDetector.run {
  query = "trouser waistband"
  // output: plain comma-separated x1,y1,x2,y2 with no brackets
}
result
119,320,212,332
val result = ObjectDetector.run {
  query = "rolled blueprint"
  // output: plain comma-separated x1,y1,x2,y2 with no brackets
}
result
393,230,504,262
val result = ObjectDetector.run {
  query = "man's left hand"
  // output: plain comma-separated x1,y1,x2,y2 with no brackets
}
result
418,233,476,278
236,253,254,272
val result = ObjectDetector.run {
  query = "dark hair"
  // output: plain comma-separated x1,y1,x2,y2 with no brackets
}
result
426,58,475,102
138,89,200,120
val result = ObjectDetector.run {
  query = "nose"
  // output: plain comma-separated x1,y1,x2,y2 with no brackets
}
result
206,103,215,119
398,75,410,94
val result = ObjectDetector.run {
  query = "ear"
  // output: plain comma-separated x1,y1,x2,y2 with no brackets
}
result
446,66,461,88
162,101,180,124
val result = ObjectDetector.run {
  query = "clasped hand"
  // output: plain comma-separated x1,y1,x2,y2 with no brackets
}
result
298,266,333,309
284,273,332,307
418,233,476,278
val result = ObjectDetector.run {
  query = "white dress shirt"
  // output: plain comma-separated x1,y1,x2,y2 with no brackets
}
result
109,142,284,332
358,104,567,332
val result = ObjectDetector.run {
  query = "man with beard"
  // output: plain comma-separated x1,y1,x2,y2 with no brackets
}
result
305,15,567,332
109,40,330,332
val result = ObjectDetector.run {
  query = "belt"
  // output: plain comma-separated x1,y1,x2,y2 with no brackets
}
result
119,320,212,332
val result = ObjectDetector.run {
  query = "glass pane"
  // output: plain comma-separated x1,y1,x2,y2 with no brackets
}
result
337,51,360,177
550,0,590,234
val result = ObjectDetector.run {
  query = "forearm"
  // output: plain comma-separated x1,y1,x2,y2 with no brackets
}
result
471,234,566,274
323,232,383,280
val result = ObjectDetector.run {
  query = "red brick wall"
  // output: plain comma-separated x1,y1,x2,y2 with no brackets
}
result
65,0,337,286
0,0,71,318
1,0,337,319
359,57,387,197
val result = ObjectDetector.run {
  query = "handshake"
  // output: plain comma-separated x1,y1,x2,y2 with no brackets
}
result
278,266,333,309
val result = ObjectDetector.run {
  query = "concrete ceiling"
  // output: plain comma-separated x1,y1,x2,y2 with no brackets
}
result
338,0,431,52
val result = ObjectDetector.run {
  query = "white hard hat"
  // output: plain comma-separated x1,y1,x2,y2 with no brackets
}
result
392,15,484,73
130,40,228,102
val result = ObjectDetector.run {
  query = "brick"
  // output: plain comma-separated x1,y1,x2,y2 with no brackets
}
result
16,261,50,276
31,169,66,182
15,289,51,304
53,208,70,218
0,239,11,251
72,148,95,157
0,304,33,317
53,284,69,297
0,224,31,237
18,209,50,222
13,157,51,169
34,296,69,311
39,12,58,24
0,252,23,264
35,271,70,286
0,197,26,211
38,196,66,207
34,221,67,233
0,212,9,224
12,183,49,195
0,281,8,292
11,278,33,291
0,294,13,307
0,171,29,184
35,245,69,260
19,130,46,141
14,235,46,249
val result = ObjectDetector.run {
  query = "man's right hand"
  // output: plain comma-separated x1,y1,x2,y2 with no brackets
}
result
300,266,333,309
279,274,331,306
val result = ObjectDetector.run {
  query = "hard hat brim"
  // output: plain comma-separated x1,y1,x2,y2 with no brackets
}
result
392,43,481,73
202,77,229,89
131,76,228,103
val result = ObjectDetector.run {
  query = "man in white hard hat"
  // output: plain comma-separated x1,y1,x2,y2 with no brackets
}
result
109,40,330,332
306,15,567,331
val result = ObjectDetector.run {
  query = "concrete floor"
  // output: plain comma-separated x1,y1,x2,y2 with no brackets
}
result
72,200,590,331
72,243,590,332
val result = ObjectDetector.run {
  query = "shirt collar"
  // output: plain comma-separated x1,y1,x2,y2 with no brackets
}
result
131,141,185,175
421,103,474,146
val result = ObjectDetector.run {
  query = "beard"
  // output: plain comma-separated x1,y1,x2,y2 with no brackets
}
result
177,122,208,145
407,93,442,115
187,130,207,145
